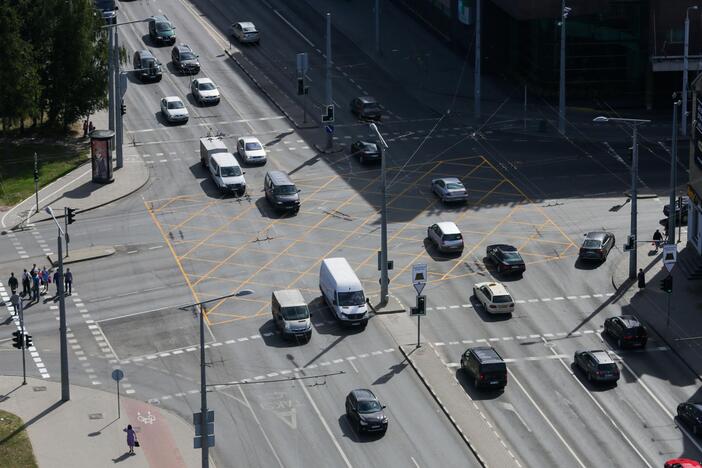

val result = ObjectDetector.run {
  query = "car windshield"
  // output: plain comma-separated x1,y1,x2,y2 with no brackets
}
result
281,306,309,320
363,102,379,109
167,101,184,109
492,294,513,303
582,240,601,248
599,363,617,371
338,290,365,307
503,251,521,261
181,51,196,60
244,27,257,33
245,142,263,151
199,82,216,90
156,22,171,32
95,0,115,9
362,143,378,152
357,400,381,413
143,58,156,68
220,166,242,177
446,182,464,190
274,185,297,195
444,233,462,241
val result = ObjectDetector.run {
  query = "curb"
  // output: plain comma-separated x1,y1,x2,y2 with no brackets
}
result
399,345,487,468
367,295,406,315
46,246,116,267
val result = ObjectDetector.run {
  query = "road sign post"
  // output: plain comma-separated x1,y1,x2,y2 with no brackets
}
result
11,293,27,385
410,264,428,347
112,369,124,418
663,244,677,273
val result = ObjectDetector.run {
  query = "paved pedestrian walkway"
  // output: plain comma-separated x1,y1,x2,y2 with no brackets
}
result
0,376,203,468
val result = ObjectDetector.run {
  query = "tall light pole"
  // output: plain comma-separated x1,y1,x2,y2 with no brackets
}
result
374,0,381,55
682,5,699,137
593,116,651,280
558,2,572,135
670,97,682,243
45,206,69,401
325,13,333,150
369,123,389,305
474,0,481,120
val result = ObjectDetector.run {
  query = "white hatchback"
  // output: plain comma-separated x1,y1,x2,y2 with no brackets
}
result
160,96,188,124
472,282,515,314
237,136,267,165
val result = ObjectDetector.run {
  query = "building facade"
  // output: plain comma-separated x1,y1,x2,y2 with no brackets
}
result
689,76,702,255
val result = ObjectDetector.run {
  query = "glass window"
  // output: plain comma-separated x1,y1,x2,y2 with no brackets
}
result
180,51,196,60
274,185,297,195
443,233,462,241
582,240,601,248
245,142,263,151
337,290,365,307
281,306,309,320
357,400,381,413
199,82,216,91
220,166,242,177
445,182,463,190
167,101,184,109
492,294,513,304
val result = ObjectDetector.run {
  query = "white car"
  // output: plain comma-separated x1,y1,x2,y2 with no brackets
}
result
160,96,188,124
472,282,515,314
237,136,267,165
231,22,260,44
191,78,220,106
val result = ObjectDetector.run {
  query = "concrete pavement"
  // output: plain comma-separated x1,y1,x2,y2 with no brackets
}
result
0,376,202,468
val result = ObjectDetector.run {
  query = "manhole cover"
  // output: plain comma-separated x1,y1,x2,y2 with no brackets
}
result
147,398,161,406
32,386,46,392
89,413,104,420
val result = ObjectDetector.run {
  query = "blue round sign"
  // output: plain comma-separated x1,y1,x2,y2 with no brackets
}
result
111,369,124,382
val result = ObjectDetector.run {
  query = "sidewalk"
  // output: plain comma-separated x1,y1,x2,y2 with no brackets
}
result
0,376,202,468
0,110,149,231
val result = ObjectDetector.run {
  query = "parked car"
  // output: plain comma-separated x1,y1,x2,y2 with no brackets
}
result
472,282,515,314
677,402,702,435
350,140,381,164
171,44,200,74
231,22,260,43
460,346,507,389
486,244,525,275
237,136,267,165
573,350,619,384
345,389,387,435
431,177,468,203
664,196,689,223
350,96,382,120
603,315,647,348
148,15,176,45
160,96,188,124
427,222,463,254
132,49,162,82
578,231,615,262
191,78,220,105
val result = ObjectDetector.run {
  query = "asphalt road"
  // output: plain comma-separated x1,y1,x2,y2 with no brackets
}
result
0,0,699,467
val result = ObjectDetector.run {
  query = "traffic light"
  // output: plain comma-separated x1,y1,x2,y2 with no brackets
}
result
24,334,32,349
66,207,76,225
12,331,23,349
623,235,634,252
322,105,334,123
120,100,126,116
660,275,673,294
297,78,304,95
417,295,426,315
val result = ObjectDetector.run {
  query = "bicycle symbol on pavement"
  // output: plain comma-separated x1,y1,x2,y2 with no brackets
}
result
137,410,156,425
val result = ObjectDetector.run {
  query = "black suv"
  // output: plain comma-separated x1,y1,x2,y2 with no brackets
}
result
460,346,507,389
603,315,648,348
132,50,162,82
345,389,387,435
350,140,381,164
350,96,382,120
677,402,702,435
486,244,526,275
148,15,176,45
171,44,200,74
574,350,619,384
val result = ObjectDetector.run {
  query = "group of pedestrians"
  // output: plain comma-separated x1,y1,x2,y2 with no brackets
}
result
7,264,73,305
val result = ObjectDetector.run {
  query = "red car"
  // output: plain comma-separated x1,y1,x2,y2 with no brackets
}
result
665,459,702,468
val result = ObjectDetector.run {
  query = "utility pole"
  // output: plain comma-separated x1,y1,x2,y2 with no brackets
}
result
33,153,39,214
199,304,208,468
474,0,481,120
325,13,333,150
682,6,698,137
558,1,571,135
375,0,380,54
108,27,115,132
370,124,389,305
115,29,123,169
670,98,681,243
630,125,639,280
46,207,69,401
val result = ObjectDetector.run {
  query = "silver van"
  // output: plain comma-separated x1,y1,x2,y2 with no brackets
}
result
427,221,464,253
272,289,312,341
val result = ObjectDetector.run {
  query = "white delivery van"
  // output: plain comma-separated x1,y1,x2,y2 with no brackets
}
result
200,136,228,168
319,257,368,327
272,289,312,342
208,152,246,196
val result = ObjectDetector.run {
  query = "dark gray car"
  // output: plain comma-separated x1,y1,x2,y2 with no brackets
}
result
574,350,620,384
350,96,382,120
578,231,615,262
171,44,200,74
345,389,388,435
264,171,300,214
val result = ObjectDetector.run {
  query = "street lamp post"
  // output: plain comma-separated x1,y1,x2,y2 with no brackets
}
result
474,0,481,120
670,98,681,243
593,116,651,280
558,2,571,135
369,123,389,305
682,5,699,137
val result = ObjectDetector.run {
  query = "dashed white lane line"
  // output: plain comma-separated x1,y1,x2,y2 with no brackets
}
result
426,291,616,311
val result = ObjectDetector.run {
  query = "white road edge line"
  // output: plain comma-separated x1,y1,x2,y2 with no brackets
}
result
273,10,315,48
296,372,352,467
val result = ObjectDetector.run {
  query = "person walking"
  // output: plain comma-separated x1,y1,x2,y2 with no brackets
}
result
652,229,663,251
53,270,60,296
637,268,646,289
31,272,40,302
83,119,88,138
88,121,95,134
64,268,73,296
7,273,18,295
124,424,138,455
21,269,31,297
40,267,49,294
30,264,37,276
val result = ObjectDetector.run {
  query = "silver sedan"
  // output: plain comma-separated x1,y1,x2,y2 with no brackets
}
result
431,177,468,203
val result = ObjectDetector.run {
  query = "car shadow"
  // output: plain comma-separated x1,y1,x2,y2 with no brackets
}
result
254,196,297,219
454,368,504,401
469,295,512,322
570,362,618,392
308,298,364,338
258,320,310,348
574,258,602,270
141,34,167,48
423,238,461,262
336,415,385,443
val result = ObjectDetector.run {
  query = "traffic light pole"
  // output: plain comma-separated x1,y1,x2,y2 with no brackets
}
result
64,207,69,257
19,300,26,385
325,13,333,150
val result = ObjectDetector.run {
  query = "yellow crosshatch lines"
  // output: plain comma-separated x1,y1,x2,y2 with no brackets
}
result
145,155,578,325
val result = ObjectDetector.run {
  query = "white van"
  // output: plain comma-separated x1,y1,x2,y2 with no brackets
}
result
208,152,246,196
319,257,368,327
272,289,312,341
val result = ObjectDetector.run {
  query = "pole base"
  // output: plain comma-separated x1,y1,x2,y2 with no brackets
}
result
366,294,405,314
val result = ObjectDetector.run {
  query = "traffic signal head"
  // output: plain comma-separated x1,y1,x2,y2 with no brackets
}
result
24,334,32,349
297,78,304,96
66,207,76,225
12,331,23,349
660,275,673,294
417,295,426,315
120,101,126,115
623,235,634,252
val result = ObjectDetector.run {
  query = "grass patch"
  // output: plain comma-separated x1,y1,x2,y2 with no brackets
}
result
0,410,38,468
0,141,89,207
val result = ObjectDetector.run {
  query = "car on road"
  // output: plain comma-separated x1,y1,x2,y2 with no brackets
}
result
191,78,220,105
578,231,615,262
207,152,246,196
427,222,464,254
472,282,515,314
350,96,382,120
665,458,702,468
603,315,647,348
231,22,260,44
264,170,300,214
431,177,468,203
160,96,188,124
573,350,619,384
132,49,162,82
486,244,526,275
171,44,200,74
350,140,381,164
460,346,507,390
271,289,312,342
677,403,702,435
664,196,689,223
345,389,387,435
148,15,176,45
237,136,267,165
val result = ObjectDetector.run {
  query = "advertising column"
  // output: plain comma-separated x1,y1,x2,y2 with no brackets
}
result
89,129,115,184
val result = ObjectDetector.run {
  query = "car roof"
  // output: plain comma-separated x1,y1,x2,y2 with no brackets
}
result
136,49,155,59
350,388,377,401
585,231,609,240
434,177,462,184
475,282,510,296
588,350,615,364
467,346,504,363
175,43,192,52
211,152,240,166
490,244,518,252
164,96,182,102
240,136,261,143
617,315,641,328
196,78,214,85
267,170,294,185
436,221,460,234
237,21,256,28
357,96,377,103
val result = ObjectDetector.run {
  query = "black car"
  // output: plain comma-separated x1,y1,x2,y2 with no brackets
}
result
578,231,615,262
677,402,702,435
171,44,200,74
350,96,382,120
350,140,381,164
664,196,689,223
345,389,388,435
574,350,620,384
461,346,507,389
486,244,526,275
132,49,162,82
603,315,648,348
148,15,176,45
